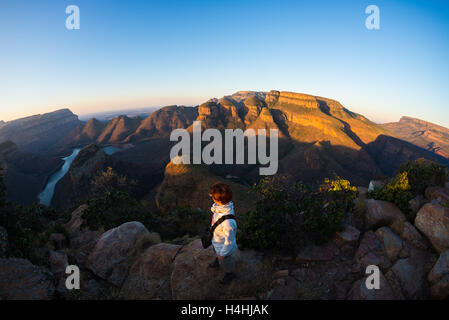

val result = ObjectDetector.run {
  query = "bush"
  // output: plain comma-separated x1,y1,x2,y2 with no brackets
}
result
0,202,64,260
153,206,210,241
82,191,153,231
399,158,446,195
368,171,413,217
368,159,447,219
238,176,358,253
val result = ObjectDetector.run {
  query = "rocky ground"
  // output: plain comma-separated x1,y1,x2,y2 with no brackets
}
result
1,184,449,300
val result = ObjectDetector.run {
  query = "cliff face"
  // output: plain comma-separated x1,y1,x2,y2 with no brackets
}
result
382,116,449,159
0,109,81,154
0,141,61,204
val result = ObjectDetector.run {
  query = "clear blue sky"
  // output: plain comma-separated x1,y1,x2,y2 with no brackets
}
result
1,0,448,127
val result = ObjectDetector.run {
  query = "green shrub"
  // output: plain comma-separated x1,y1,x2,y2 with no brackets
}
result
368,171,413,217
82,191,153,231
153,206,210,240
367,159,447,219
399,158,446,195
238,176,358,253
0,202,64,260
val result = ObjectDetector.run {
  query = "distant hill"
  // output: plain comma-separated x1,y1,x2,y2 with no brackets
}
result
78,107,159,122
0,109,80,154
382,116,449,159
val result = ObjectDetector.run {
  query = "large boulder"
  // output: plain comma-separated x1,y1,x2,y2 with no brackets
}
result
0,258,55,300
0,226,8,257
355,231,391,272
415,203,449,253
409,195,426,215
86,222,153,287
68,230,100,266
365,199,406,230
386,251,428,299
391,221,428,251
120,243,181,299
375,227,408,262
425,186,449,203
350,270,396,300
170,240,264,300
427,250,449,299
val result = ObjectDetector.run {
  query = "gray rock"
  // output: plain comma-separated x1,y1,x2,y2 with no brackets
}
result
409,195,426,214
49,250,68,276
350,270,396,300
86,221,153,287
0,258,55,300
428,250,449,298
334,225,360,248
121,243,181,299
170,240,264,300
415,203,449,253
389,254,427,299
365,199,406,230
375,227,408,262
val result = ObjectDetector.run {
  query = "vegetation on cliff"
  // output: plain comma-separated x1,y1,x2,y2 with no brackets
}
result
368,158,447,219
239,175,358,253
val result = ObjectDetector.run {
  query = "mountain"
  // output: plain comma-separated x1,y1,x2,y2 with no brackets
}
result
126,106,198,142
0,109,80,154
61,118,106,146
0,141,62,204
60,90,448,192
382,116,449,159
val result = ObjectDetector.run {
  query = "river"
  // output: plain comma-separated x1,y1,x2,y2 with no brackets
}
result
38,146,121,206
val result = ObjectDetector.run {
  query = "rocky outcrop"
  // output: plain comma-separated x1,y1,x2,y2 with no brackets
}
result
85,222,154,287
265,91,320,109
375,227,408,262
170,240,264,300
0,258,55,300
428,250,449,299
365,199,407,230
415,203,449,253
120,243,182,299
350,271,396,300
425,186,449,203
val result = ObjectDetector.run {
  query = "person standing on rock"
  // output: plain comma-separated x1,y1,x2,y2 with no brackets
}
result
208,182,237,285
